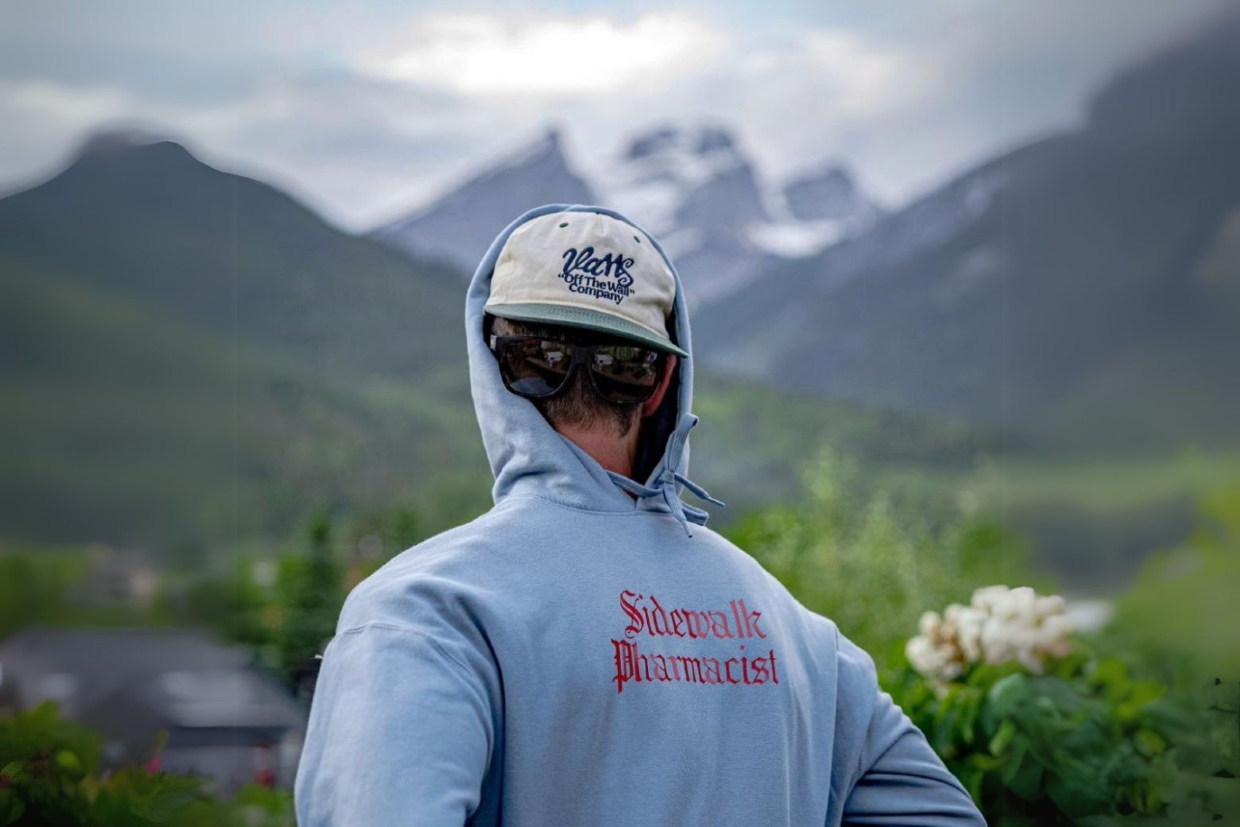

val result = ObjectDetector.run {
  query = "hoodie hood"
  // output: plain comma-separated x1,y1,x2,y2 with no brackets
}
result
466,203,723,537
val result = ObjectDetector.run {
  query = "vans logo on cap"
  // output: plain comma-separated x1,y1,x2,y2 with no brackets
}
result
558,246,636,306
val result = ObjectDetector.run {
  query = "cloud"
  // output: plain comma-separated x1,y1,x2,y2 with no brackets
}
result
563,24,946,195
360,11,726,96
3,80,132,128
0,40,260,109
0,0,1231,228
798,30,927,117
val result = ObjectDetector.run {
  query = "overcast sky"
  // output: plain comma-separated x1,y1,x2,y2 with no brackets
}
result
0,0,1228,231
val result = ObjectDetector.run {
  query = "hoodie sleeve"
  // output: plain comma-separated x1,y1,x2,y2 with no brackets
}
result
294,622,498,827
838,633,987,827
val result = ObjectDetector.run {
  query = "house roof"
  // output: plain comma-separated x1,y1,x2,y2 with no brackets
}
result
0,625,303,731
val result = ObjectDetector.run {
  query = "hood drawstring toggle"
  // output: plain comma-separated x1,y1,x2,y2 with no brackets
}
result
605,413,725,538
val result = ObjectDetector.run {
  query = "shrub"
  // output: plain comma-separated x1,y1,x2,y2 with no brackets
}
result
0,702,293,826
891,586,1224,824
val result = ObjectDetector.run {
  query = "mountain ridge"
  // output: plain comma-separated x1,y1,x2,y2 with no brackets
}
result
693,11,1240,450
372,128,596,275
373,122,884,310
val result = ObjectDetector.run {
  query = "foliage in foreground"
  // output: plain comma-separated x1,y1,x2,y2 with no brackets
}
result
0,703,292,827
1103,484,1240,686
892,608,1225,824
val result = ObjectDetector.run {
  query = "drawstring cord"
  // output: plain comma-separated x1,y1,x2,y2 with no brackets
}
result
605,413,725,538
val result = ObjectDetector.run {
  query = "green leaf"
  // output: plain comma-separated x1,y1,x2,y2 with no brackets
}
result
1004,747,1045,802
54,749,82,777
1133,728,1168,758
1050,650,1090,680
1116,680,1165,721
0,793,25,827
1087,657,1129,693
1045,772,1108,819
0,763,27,785
990,719,1018,756
960,766,985,805
960,691,981,745
986,673,1028,719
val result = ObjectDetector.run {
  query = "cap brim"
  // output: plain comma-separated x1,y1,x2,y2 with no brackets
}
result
485,302,689,358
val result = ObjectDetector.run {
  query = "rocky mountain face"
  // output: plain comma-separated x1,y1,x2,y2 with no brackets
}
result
373,122,883,311
372,129,596,276
779,164,885,238
693,9,1240,450
596,125,776,310
784,166,865,222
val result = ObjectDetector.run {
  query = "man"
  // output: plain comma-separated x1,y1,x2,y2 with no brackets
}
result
294,204,986,826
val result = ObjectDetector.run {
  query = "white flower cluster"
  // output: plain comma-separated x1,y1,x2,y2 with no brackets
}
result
906,585,1074,687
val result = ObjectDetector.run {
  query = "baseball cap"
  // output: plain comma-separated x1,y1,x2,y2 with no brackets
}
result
484,211,689,358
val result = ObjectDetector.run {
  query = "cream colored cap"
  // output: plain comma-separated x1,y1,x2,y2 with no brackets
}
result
484,211,687,357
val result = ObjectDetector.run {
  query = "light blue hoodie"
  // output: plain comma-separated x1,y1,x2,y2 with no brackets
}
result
294,204,986,826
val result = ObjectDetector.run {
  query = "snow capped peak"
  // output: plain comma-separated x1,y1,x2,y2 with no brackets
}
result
622,124,743,165
694,126,738,156
623,126,677,161
746,161,884,258
782,164,863,222
597,123,752,235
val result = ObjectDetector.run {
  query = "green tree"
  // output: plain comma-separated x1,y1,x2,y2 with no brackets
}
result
278,507,343,676
0,552,83,638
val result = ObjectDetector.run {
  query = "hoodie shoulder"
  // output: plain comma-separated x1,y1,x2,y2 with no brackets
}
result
336,502,523,634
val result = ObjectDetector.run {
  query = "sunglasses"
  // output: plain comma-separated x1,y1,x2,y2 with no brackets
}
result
488,333,665,404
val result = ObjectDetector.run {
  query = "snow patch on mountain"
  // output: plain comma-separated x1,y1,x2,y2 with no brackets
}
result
593,125,750,236
746,220,848,258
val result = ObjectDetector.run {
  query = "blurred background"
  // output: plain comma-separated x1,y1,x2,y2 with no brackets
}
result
1,1,1237,823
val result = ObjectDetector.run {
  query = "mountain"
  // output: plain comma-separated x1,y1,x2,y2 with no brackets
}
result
0,130,980,556
744,163,886,271
372,129,596,275
778,164,884,236
0,130,488,554
596,125,766,235
784,166,868,222
693,10,1240,453
373,122,882,311
593,124,773,310
1,131,468,379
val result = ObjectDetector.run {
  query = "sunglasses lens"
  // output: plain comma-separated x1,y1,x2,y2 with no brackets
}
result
494,337,573,397
491,335,662,404
590,345,661,404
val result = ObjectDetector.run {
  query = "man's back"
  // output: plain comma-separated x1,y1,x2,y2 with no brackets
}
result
297,490,981,825
294,204,985,825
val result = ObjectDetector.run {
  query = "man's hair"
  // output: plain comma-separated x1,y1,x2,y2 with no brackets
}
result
488,314,646,438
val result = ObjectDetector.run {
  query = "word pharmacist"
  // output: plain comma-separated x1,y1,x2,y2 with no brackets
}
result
611,590,780,693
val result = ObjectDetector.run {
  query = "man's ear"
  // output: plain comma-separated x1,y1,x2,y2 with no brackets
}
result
641,354,678,417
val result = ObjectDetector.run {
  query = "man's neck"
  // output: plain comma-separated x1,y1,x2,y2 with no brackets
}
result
554,422,640,495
